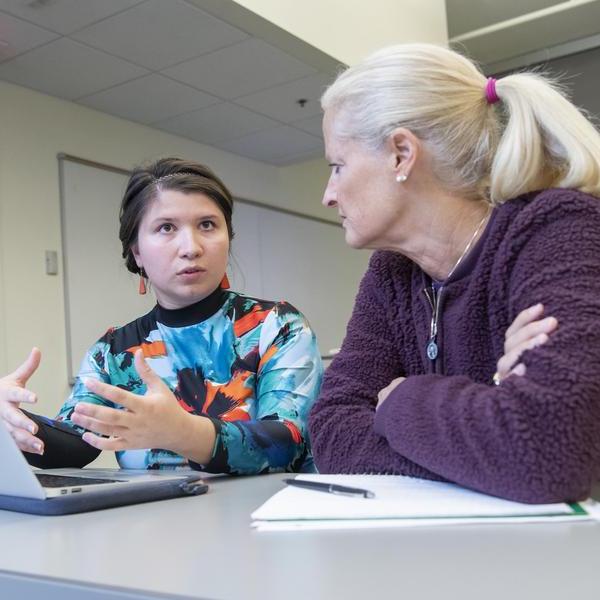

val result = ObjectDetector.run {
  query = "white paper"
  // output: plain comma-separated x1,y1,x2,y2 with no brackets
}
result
252,513,593,532
251,475,598,531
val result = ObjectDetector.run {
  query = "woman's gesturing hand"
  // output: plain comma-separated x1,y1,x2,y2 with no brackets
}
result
495,303,558,384
72,350,216,463
0,348,44,454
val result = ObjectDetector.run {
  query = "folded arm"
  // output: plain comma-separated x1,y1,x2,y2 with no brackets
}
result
309,256,442,480
374,201,600,502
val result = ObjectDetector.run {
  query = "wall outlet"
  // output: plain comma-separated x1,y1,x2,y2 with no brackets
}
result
45,250,58,275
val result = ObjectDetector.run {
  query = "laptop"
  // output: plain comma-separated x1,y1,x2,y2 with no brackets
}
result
0,420,208,514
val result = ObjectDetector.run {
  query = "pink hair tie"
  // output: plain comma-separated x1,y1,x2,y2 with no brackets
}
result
485,77,500,104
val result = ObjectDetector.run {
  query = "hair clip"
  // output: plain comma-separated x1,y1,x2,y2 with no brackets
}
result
154,172,195,184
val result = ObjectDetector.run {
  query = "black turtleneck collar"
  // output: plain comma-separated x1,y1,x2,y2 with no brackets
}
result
154,286,227,327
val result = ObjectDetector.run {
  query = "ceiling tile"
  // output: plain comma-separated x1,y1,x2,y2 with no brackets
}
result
77,73,218,124
0,2,334,166
0,0,143,35
269,147,324,166
155,102,279,145
291,114,324,138
214,125,323,164
72,0,249,71
235,73,332,123
0,11,58,63
163,38,317,99
0,37,147,100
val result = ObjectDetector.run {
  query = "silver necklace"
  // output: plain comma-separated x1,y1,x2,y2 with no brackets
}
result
424,208,491,363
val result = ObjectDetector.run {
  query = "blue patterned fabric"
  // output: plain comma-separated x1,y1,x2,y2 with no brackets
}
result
58,290,323,474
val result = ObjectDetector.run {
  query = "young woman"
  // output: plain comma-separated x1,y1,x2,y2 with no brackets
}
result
0,158,323,474
309,43,600,503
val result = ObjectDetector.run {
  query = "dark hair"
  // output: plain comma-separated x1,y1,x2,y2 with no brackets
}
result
119,157,234,274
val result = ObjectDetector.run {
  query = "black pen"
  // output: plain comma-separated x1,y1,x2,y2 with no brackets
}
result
283,478,375,499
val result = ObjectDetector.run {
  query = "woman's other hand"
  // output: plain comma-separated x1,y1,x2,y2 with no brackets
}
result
495,303,558,384
72,350,216,463
0,348,44,454
376,376,406,410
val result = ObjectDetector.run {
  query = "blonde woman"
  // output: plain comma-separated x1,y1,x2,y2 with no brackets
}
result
309,44,600,503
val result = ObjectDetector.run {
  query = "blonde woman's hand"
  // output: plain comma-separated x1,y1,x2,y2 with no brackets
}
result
0,348,44,454
376,376,406,410
495,304,558,384
71,350,216,463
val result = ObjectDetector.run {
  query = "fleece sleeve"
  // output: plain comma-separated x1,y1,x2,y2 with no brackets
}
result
309,253,445,481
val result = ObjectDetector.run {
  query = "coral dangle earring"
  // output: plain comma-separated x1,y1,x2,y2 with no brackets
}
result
138,269,147,295
220,273,231,289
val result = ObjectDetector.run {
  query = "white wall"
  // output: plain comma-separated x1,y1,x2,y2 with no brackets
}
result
0,81,332,420
233,0,449,64
0,0,449,467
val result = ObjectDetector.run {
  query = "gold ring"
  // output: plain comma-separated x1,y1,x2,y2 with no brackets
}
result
492,372,501,386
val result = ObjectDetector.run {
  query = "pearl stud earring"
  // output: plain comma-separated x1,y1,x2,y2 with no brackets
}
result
396,174,408,183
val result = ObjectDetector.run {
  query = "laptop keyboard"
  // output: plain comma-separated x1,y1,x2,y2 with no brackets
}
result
35,473,121,488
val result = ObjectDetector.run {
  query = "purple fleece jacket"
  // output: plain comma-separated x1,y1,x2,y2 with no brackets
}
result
309,189,600,503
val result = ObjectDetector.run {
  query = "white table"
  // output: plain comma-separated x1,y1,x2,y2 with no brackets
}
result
1,474,599,600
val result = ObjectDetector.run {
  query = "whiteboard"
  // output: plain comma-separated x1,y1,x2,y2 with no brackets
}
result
59,156,370,381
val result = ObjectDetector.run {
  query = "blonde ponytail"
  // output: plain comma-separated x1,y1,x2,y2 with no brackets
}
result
490,73,600,203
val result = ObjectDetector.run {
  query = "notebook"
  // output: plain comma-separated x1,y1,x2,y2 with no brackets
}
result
251,474,600,531
0,419,208,515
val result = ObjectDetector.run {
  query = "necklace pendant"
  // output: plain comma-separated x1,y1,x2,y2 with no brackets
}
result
426,340,438,361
